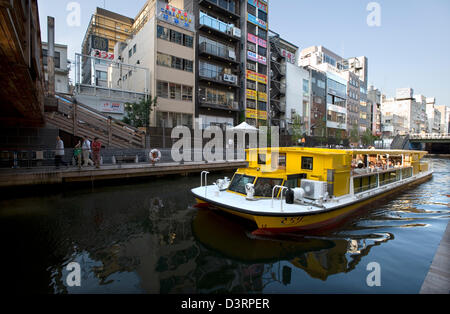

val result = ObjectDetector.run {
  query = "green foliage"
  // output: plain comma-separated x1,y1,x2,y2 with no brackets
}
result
123,96,158,128
350,124,360,143
362,128,377,146
291,114,304,144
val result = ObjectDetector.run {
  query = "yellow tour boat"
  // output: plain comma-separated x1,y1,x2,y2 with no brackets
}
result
191,148,433,235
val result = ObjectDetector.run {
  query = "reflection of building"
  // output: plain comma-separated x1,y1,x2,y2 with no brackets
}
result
42,42,70,94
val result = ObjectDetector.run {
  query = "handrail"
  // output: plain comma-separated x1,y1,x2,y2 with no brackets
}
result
201,171,210,197
271,185,288,212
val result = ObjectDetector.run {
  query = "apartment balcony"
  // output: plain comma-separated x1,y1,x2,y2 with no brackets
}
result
199,98,240,112
199,42,239,65
199,0,240,21
199,15,241,42
199,69,239,87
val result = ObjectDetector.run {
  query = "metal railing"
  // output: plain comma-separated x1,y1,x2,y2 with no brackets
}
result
199,68,238,86
199,42,236,61
409,133,450,139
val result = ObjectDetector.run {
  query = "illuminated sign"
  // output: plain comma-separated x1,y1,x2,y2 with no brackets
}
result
281,49,296,64
247,0,268,13
246,89,257,100
91,49,114,60
258,92,267,102
258,38,267,48
246,70,258,81
246,108,258,119
248,33,258,45
256,73,267,84
247,13,267,30
247,51,258,62
158,3,194,31
258,110,267,120
258,55,266,65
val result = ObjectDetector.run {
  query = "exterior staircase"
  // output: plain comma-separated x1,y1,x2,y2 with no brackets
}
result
390,134,410,150
44,95,146,149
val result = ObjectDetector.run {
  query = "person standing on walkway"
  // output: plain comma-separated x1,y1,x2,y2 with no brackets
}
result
55,136,68,169
82,136,94,167
74,140,82,169
91,137,102,169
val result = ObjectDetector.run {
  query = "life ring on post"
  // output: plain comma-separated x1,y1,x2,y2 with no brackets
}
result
149,149,161,165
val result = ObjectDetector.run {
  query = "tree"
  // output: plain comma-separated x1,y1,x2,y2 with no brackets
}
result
350,124,360,143
123,96,158,129
291,114,304,145
362,128,377,146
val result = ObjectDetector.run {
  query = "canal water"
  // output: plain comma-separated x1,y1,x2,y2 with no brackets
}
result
0,158,448,294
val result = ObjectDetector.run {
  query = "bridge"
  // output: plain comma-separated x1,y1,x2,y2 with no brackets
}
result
409,133,450,143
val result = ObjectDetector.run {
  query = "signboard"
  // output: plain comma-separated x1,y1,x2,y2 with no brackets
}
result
247,51,258,62
247,0,268,13
91,35,108,52
158,3,194,31
246,108,258,119
258,55,267,65
258,38,267,48
246,89,257,100
232,27,241,38
256,73,267,84
223,74,237,84
247,13,267,30
281,49,296,64
100,101,124,114
246,70,258,81
258,92,267,102
91,49,114,60
248,33,258,45
258,110,267,120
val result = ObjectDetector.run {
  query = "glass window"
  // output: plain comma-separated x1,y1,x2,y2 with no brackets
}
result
182,86,193,101
157,53,171,67
184,34,194,48
248,42,257,53
169,83,181,100
228,174,255,194
157,25,169,40
170,30,183,45
129,49,132,58
133,44,136,54
258,10,267,22
172,56,183,70
254,178,284,197
258,46,267,56
248,4,256,16
258,101,267,111
157,81,168,98
96,70,107,80
258,28,267,39
301,157,313,170
184,59,193,72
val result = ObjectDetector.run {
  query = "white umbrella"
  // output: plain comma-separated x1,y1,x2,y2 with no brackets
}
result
229,122,259,132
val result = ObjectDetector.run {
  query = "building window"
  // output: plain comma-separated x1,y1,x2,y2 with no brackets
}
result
184,34,194,48
169,83,182,100
248,42,257,53
184,59,193,72
247,100,256,109
157,81,169,98
157,53,171,67
247,23,257,36
133,44,137,54
157,25,169,40
170,29,183,45
257,83,266,93
301,157,313,170
258,101,267,111
303,79,309,93
258,28,267,39
182,86,193,101
258,46,267,56
129,49,132,58
157,52,193,73
248,3,256,16
258,10,267,22
42,49,61,68
96,70,107,81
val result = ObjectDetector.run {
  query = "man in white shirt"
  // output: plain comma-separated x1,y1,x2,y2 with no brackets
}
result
82,136,94,167
55,136,68,168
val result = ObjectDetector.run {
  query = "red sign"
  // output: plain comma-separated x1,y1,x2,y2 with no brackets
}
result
92,49,114,60
248,33,258,45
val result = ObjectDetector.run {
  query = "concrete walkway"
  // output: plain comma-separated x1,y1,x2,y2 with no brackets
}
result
0,160,247,187
420,221,450,294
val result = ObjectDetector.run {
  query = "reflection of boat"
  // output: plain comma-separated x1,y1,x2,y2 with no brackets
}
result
192,148,432,234
193,209,392,281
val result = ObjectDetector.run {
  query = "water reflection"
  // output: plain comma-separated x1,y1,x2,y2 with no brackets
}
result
0,158,448,294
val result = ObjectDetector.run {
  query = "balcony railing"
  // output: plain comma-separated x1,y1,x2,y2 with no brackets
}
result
199,68,238,86
199,15,240,39
199,97,239,111
199,42,237,62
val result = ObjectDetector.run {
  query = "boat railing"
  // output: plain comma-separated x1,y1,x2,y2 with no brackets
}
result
353,166,414,195
271,185,288,212
201,171,210,197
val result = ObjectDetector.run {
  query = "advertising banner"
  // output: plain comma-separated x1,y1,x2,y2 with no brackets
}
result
247,51,258,62
246,108,258,119
246,70,258,81
246,89,257,100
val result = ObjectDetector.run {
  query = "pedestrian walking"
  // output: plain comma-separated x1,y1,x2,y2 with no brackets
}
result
82,136,94,167
55,136,68,169
91,137,102,169
74,140,82,169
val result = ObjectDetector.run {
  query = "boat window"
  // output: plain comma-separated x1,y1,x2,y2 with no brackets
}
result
301,157,313,170
254,178,283,197
284,174,307,188
258,154,266,165
228,174,255,194
278,153,286,169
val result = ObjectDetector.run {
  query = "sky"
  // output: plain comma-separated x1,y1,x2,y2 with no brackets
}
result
38,0,450,106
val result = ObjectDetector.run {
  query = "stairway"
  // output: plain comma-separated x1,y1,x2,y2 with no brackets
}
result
390,134,410,150
44,95,146,149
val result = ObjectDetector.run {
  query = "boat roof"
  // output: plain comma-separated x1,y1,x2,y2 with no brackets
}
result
247,147,428,156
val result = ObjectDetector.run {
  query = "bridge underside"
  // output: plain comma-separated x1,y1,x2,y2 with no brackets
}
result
0,0,45,127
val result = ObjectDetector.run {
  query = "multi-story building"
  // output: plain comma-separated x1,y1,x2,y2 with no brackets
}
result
184,0,243,129
382,114,408,137
268,30,298,131
424,97,441,133
42,42,70,94
299,46,369,137
435,105,450,134
368,85,382,136
81,8,134,87
111,0,196,127
309,68,327,137
381,88,427,134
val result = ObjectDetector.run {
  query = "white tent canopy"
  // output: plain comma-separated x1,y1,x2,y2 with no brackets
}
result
229,122,258,132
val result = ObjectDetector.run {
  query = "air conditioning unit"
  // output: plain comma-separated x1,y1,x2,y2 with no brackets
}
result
301,179,328,200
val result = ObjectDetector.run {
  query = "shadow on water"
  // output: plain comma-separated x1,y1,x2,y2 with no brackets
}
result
0,159,448,293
